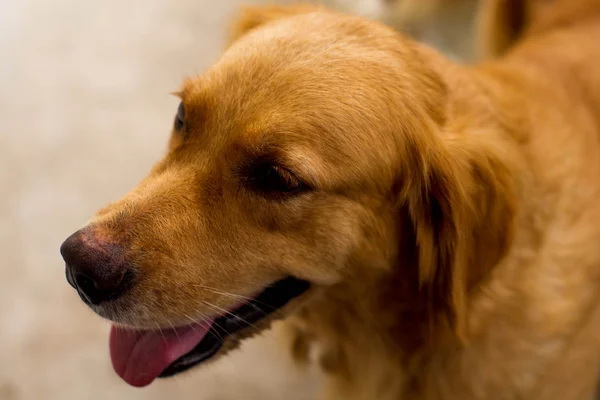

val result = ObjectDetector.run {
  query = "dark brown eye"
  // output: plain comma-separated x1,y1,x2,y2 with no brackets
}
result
250,164,306,195
174,102,185,131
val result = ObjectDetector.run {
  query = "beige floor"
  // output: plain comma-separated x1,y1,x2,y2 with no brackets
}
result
0,1,325,399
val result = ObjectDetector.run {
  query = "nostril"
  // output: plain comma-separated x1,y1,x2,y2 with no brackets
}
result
73,270,126,306
75,273,96,295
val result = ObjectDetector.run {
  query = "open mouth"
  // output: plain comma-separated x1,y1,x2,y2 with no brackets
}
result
109,276,310,387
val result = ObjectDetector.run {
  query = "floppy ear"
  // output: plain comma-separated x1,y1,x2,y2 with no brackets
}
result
403,142,472,339
228,4,324,46
403,132,515,340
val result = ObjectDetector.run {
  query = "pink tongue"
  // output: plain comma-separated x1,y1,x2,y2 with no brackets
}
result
109,321,212,387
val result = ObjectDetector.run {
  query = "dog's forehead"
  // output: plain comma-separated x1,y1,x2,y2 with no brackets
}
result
172,15,409,184
180,22,402,133
188,15,400,95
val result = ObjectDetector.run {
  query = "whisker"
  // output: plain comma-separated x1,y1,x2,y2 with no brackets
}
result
167,320,180,341
182,310,241,377
201,300,264,335
213,291,276,313
192,284,257,302
191,308,230,344
180,311,225,343
181,311,209,326
192,284,276,313
154,320,167,345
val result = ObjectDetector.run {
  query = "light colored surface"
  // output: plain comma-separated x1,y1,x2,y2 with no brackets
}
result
0,0,322,399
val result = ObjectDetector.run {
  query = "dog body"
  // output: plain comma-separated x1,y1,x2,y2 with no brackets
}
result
61,1,600,399
290,6,600,397
295,44,600,397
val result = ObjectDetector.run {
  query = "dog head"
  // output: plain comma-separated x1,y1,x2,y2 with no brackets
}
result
60,5,513,387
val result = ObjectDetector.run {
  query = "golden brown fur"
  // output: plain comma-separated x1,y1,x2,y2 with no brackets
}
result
73,1,600,398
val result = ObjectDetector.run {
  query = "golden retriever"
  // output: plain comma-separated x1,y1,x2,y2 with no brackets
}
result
60,0,600,398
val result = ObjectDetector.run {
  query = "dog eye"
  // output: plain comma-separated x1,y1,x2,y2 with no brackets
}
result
174,102,185,131
251,164,305,195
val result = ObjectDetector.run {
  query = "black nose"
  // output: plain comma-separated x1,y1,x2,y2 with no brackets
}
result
60,228,130,305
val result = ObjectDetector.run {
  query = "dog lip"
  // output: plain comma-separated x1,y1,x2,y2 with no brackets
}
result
157,276,311,379
157,329,223,378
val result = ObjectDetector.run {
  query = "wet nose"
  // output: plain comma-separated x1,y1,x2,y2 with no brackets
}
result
60,228,130,305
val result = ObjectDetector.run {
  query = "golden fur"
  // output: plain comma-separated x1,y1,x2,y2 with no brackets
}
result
73,1,600,398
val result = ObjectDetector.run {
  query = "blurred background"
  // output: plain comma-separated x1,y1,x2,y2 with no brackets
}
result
0,0,474,399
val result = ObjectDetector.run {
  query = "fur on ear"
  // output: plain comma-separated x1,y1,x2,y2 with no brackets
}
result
401,128,516,340
228,4,324,46
403,139,472,339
